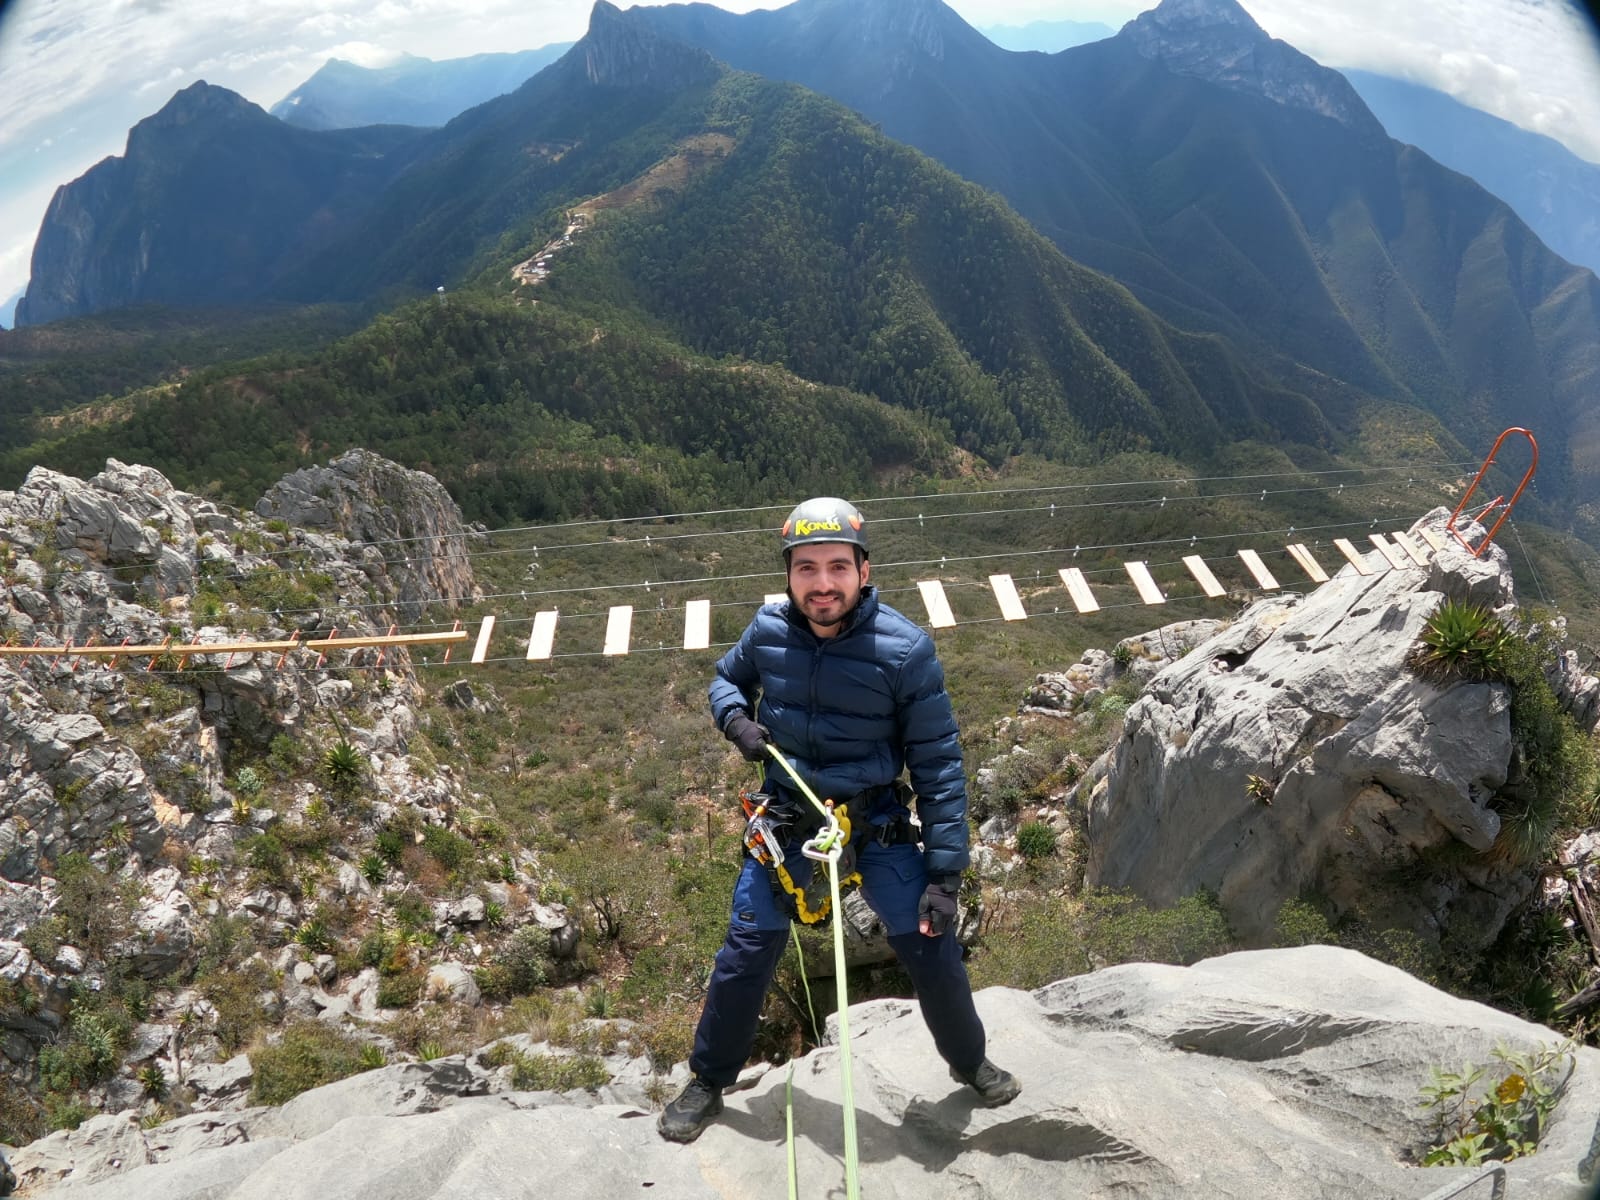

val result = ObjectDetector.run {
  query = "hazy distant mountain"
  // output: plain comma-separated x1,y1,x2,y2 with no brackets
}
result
1345,69,1600,279
978,18,1115,53
14,84,426,326
271,45,573,130
0,288,22,330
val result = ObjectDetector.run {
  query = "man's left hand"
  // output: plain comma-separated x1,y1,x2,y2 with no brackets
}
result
918,876,960,937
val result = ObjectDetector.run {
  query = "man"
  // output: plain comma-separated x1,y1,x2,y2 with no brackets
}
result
658,496,1019,1143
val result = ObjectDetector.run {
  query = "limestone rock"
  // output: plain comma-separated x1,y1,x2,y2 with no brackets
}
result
1088,509,1535,948
255,450,478,623
13,949,1598,1199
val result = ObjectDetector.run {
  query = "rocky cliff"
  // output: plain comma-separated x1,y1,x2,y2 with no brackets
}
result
0,454,581,1149
8,947,1599,1198
1086,507,1596,954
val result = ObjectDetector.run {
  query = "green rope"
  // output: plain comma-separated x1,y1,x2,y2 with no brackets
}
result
786,1061,798,1200
792,922,821,1044
766,745,862,1200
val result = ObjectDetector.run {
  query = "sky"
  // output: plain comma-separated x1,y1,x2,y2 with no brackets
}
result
0,0,1598,319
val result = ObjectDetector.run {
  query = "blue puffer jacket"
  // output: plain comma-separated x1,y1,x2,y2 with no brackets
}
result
710,586,970,877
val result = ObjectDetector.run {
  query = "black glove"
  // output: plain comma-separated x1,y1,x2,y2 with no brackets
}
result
723,713,771,763
918,874,961,937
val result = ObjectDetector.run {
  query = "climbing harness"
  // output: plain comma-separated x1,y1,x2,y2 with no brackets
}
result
740,788,862,926
765,744,862,1200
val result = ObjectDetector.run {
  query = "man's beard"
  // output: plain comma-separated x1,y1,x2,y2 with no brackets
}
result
789,587,852,626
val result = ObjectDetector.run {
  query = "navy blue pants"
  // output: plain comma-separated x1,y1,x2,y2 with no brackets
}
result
688,839,986,1088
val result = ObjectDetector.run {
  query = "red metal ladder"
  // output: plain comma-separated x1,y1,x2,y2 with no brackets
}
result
1445,427,1538,557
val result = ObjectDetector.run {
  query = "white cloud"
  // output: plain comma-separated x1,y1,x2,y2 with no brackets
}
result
324,40,407,68
1235,0,1600,163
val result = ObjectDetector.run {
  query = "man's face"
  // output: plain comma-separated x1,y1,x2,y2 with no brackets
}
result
787,542,869,636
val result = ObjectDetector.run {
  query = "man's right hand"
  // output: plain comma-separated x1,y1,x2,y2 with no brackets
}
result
723,713,771,762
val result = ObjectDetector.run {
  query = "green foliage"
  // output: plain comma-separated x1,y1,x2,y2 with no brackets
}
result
0,1086,46,1146
507,1052,610,1093
137,1063,168,1100
241,832,291,884
376,971,424,1010
972,889,1235,991
266,734,306,777
294,916,334,955
50,852,138,957
232,766,265,797
1419,1042,1574,1166
475,926,552,1001
421,824,474,874
249,1020,380,1106
1407,601,1514,685
1015,821,1058,861
1270,899,1335,948
196,958,277,1054
321,739,367,792
359,852,390,885
38,1008,126,1093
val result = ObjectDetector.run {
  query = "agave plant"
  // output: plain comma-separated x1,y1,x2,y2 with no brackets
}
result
1407,600,1515,684
321,739,367,792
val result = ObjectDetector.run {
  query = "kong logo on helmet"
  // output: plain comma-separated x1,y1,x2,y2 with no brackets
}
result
780,497,869,557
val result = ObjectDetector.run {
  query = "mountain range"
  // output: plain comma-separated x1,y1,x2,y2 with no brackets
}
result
270,45,574,131
7,0,1599,529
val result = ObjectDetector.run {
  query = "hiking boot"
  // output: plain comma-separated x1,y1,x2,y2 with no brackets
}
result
951,1058,1021,1107
658,1076,724,1143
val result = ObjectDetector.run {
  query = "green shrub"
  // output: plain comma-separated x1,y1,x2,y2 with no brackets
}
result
1016,821,1058,860
359,853,390,884
1407,601,1514,684
376,970,424,1009
321,740,367,792
1420,1041,1575,1166
1270,898,1335,947
241,832,290,883
1080,890,1234,969
475,926,551,1001
232,766,265,797
51,853,138,956
508,1052,610,1093
250,1020,377,1105
421,825,473,874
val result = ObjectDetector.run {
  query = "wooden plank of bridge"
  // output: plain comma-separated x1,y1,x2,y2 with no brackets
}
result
1058,567,1100,613
1390,529,1431,567
527,611,558,660
1285,543,1329,583
470,616,496,664
988,574,1028,621
1333,538,1374,575
917,579,957,629
1182,554,1226,598
603,606,634,656
1125,561,1166,605
1238,548,1280,590
684,599,711,651
1368,533,1411,571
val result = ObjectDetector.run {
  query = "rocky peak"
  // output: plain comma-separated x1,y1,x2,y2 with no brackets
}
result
255,449,479,624
795,0,955,60
579,1,721,89
1121,0,1385,139
123,82,268,158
